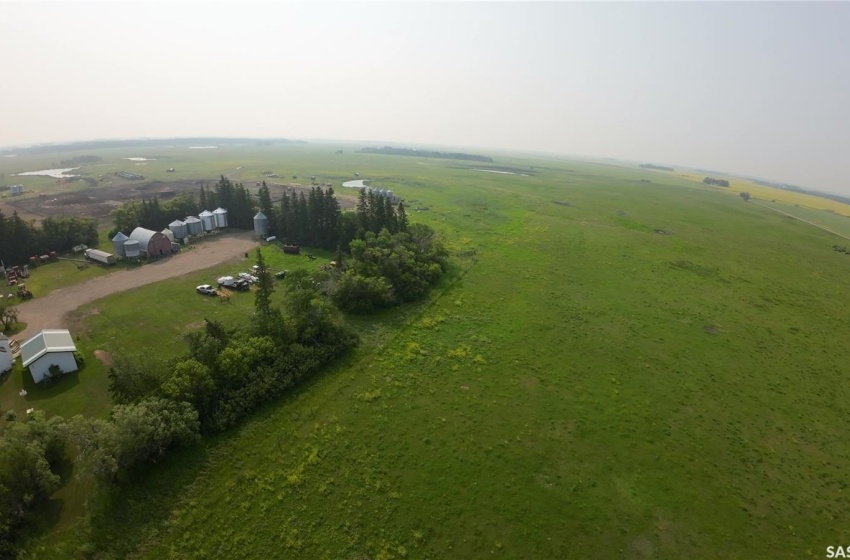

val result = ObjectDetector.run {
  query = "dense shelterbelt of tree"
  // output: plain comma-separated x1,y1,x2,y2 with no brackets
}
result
0,412,67,556
274,185,344,249
330,224,447,313
355,188,408,237
0,211,99,266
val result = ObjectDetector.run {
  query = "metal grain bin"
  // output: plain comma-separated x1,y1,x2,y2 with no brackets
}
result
123,239,141,258
253,211,269,237
184,216,202,236
199,210,215,232
111,232,129,256
213,207,228,228
169,219,187,240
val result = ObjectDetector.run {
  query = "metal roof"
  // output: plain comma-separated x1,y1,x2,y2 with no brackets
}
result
129,227,161,251
254,211,268,220
213,207,227,214
21,329,76,368
112,232,129,242
169,219,185,227
184,216,200,223
199,210,214,217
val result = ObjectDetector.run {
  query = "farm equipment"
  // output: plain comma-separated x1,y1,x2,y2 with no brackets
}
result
17,284,32,300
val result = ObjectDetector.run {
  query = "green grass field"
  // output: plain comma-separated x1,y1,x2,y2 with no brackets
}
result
12,144,850,559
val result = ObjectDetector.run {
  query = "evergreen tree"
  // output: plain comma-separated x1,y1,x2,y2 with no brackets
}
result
397,202,409,232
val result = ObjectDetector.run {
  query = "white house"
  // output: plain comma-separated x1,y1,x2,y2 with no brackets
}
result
0,333,13,374
20,329,78,383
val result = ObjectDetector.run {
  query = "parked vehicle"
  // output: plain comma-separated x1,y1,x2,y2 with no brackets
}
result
196,284,217,296
217,276,250,291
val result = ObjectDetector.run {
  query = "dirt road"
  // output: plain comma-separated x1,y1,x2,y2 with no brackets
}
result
13,232,258,342
753,201,850,241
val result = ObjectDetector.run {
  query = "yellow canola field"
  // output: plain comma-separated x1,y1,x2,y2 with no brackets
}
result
675,171,850,217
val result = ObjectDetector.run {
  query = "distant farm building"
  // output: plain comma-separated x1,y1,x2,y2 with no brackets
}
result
116,171,144,180
129,227,172,258
0,333,13,374
10,184,24,195
20,329,78,383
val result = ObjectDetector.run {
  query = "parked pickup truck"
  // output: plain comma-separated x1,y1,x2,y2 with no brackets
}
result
196,284,217,296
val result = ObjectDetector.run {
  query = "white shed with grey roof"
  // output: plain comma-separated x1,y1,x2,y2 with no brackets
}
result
20,329,78,383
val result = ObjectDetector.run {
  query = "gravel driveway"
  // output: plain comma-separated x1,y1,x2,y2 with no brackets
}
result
13,232,258,342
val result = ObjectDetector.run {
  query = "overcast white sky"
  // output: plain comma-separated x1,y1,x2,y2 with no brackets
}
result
2,2,848,194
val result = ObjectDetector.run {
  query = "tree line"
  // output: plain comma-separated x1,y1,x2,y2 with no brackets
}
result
0,211,99,267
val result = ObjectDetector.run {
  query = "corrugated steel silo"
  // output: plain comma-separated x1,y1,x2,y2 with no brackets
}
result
253,211,269,237
161,228,175,242
112,232,129,257
213,207,228,228
199,210,215,232
184,216,202,236
123,239,141,258
169,219,187,239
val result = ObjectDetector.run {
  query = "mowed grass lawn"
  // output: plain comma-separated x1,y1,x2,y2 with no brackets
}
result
19,151,850,559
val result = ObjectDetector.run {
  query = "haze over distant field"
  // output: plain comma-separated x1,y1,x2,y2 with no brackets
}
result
2,2,848,194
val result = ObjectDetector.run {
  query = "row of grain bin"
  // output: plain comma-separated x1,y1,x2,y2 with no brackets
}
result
110,208,228,259
169,208,228,240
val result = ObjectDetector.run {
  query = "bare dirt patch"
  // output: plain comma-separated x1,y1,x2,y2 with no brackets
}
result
94,350,114,366
3,179,357,226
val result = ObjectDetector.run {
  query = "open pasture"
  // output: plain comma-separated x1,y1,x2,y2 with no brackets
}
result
12,145,850,559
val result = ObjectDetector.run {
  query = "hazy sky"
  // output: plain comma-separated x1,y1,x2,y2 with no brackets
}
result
2,2,849,194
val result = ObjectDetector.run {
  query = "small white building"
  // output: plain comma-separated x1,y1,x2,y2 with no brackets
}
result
20,329,78,383
0,333,13,374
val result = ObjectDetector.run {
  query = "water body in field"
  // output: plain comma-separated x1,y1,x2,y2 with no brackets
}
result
1,155,17,158
189,146,218,149
123,157,156,161
15,167,80,178
342,179,369,188
471,168,529,176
